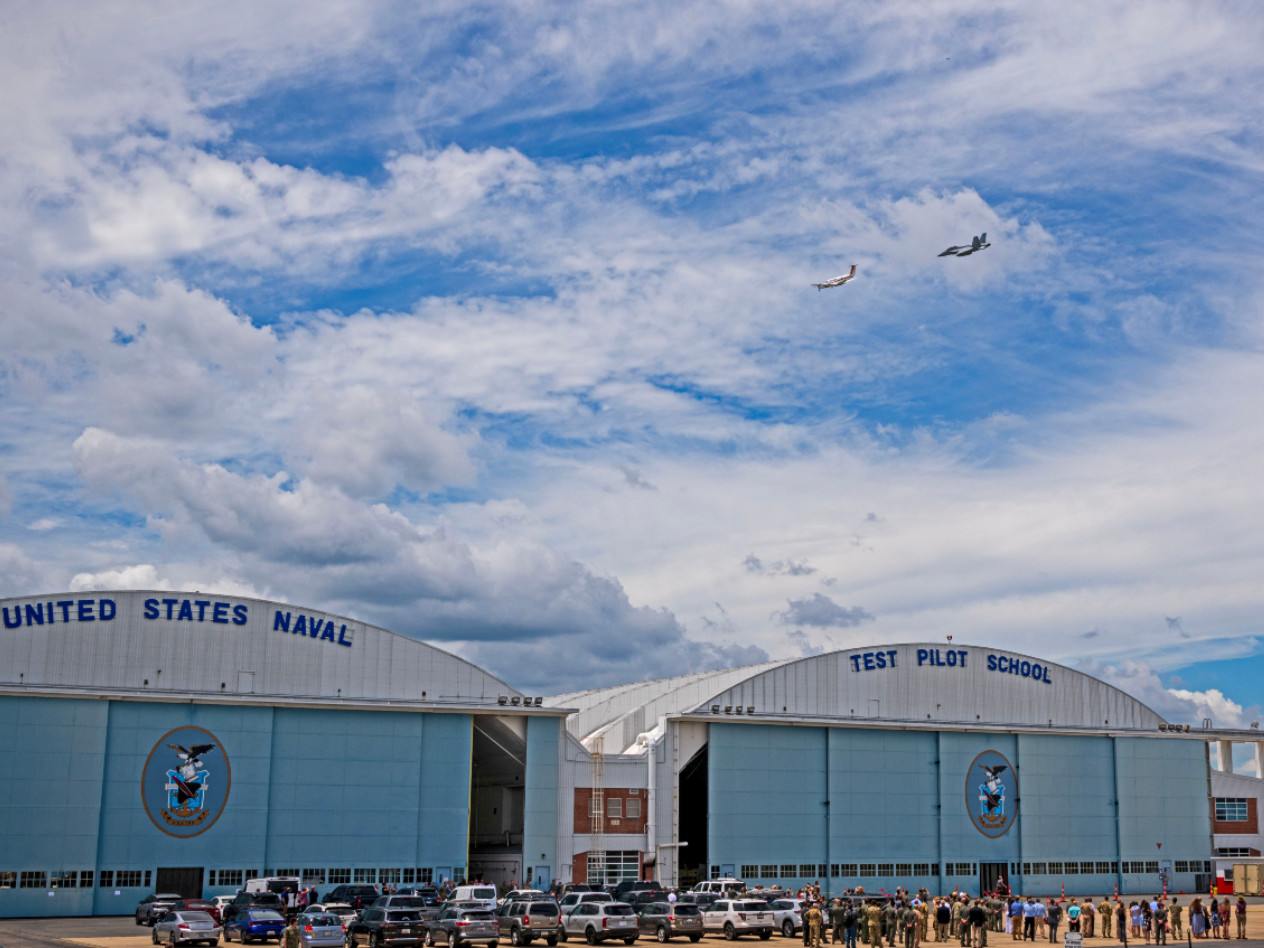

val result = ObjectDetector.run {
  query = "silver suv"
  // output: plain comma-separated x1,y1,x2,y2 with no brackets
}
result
560,903,638,945
701,900,773,940
498,900,562,946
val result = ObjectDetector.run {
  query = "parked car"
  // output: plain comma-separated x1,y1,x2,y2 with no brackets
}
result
622,893,660,910
636,902,703,943
451,886,499,910
325,885,382,911
225,893,286,923
298,913,349,948
497,899,562,946
499,891,549,907
691,881,744,897
558,893,612,913
700,900,773,940
152,910,223,946
170,900,224,925
560,902,638,945
224,908,287,944
765,900,805,938
137,894,186,926
562,886,599,895
245,878,302,897
303,903,357,928
612,884,662,902
348,907,427,948
374,896,433,912
212,897,237,916
673,895,717,910
426,904,499,948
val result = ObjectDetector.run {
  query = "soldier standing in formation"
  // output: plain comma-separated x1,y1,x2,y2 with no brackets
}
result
1169,898,1183,940
1082,899,1095,938
867,901,885,948
807,901,826,948
1098,898,1113,940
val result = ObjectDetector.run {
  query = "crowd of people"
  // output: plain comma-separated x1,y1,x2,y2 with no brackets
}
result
771,881,1250,948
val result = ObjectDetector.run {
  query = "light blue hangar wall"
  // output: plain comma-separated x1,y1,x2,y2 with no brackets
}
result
707,723,1211,896
521,716,561,889
0,695,473,918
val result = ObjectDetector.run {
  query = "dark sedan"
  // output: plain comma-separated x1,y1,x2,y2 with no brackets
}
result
348,907,426,948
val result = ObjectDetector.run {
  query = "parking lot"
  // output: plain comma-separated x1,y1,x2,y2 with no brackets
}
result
6,909,1264,948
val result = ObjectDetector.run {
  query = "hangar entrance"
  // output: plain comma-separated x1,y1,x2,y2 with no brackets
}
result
979,862,1007,895
469,716,526,889
156,867,204,898
677,744,708,887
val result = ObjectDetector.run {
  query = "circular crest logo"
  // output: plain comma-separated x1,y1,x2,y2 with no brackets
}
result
965,749,1017,838
141,725,231,838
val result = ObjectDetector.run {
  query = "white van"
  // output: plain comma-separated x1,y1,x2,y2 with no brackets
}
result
692,879,744,896
244,876,301,896
451,884,499,908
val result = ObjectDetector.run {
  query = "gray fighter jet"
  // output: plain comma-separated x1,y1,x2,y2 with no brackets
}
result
938,233,991,257
812,263,857,290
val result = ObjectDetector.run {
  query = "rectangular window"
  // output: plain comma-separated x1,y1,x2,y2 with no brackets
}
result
607,798,622,819
914,864,932,876
741,865,758,878
419,868,433,884
354,868,377,883
780,864,797,877
1047,862,1063,875
116,870,143,888
710,866,721,880
380,869,401,884
50,871,78,888
625,797,641,820
329,869,351,885
1144,861,1159,873
275,869,298,878
877,864,894,877
145,871,152,888
0,872,16,889
800,864,817,877
1216,848,1252,858
20,871,47,889
1215,798,1249,821
402,869,416,884
1095,862,1112,874
302,869,326,885
1175,861,1190,873
859,864,876,877
761,865,778,878
586,851,641,886
590,793,603,818
1064,863,1080,874
840,864,858,877
1029,863,1046,875
244,870,260,881
99,871,114,888
79,871,94,888
896,864,912,876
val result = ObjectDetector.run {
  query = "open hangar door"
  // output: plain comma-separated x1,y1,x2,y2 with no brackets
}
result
469,715,526,888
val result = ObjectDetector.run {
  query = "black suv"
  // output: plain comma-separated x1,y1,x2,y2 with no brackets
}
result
613,884,663,902
326,885,383,911
348,907,426,947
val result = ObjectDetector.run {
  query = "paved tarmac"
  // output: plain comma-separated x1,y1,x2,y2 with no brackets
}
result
4,915,1264,948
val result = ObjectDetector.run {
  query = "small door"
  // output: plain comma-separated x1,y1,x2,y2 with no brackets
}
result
978,862,1007,895
156,866,204,898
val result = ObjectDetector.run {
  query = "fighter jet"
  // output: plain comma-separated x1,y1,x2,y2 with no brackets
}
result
812,264,857,290
938,233,991,257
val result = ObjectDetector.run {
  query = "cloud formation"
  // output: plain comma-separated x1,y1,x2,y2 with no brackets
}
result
775,594,875,629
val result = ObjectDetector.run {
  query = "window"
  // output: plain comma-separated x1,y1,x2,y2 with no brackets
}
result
625,797,641,820
1175,861,1190,873
607,798,622,819
329,869,351,885
245,870,259,880
914,864,932,876
1217,849,1253,858
1064,863,1080,874
302,869,326,885
896,864,912,876
839,864,858,877
99,871,114,888
116,870,143,887
21,871,48,889
590,793,604,818
1047,862,1063,875
1215,798,1249,821
380,869,401,884
50,871,78,888
859,864,876,877
1144,861,1159,873
79,871,94,888
741,865,759,878
800,864,817,877
215,869,245,887
145,870,153,887
877,864,894,877
586,851,640,885
418,868,433,884
1096,862,1113,874
354,868,377,883
780,864,796,877
947,863,974,876
761,865,777,878
0,872,15,889
275,869,298,878
1029,863,1046,875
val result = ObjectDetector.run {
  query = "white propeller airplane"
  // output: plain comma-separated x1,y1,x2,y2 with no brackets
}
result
812,263,857,290
938,232,991,257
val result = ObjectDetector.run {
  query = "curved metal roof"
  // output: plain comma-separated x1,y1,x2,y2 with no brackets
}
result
550,643,1165,749
0,589,521,706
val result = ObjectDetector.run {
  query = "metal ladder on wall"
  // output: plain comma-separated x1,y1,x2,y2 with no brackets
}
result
590,735,604,885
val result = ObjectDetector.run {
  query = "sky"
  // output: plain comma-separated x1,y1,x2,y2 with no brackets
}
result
1,2,1262,754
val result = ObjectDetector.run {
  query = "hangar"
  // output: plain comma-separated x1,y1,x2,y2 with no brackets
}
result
1,589,1260,918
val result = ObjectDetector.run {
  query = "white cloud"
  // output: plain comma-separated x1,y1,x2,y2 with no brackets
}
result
27,517,60,532
68,564,265,599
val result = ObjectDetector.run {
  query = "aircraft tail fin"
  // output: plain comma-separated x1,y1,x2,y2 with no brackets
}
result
980,232,987,244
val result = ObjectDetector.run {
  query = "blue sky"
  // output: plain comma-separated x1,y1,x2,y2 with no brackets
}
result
1,2,1262,744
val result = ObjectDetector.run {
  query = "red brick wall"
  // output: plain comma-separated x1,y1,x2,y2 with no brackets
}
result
573,787,649,834
1213,797,1258,834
